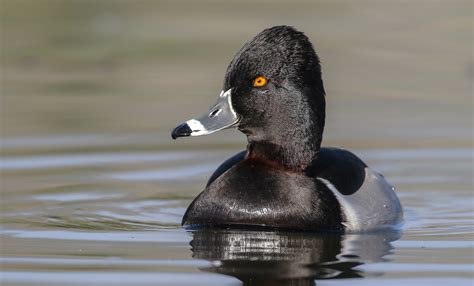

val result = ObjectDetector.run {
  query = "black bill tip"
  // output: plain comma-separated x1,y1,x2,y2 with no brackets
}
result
171,123,192,140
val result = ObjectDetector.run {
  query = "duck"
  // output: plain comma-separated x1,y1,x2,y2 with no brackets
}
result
171,25,403,232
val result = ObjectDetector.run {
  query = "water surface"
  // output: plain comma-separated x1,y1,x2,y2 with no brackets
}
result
1,134,472,285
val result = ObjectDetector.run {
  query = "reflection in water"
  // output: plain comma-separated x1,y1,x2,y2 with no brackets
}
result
190,229,401,286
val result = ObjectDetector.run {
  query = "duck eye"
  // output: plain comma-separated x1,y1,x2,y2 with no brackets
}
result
253,76,267,88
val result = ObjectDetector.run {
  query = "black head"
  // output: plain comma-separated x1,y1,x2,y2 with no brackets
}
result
226,26,325,168
172,26,326,171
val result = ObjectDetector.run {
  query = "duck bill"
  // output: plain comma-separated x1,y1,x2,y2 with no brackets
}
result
171,89,240,139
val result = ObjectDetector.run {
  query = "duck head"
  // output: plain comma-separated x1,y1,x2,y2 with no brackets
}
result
172,25,326,171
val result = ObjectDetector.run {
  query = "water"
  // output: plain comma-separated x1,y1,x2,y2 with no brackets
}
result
1,1,473,285
1,134,472,285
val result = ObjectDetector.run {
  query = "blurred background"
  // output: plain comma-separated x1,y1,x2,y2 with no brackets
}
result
0,1,473,285
2,0,472,149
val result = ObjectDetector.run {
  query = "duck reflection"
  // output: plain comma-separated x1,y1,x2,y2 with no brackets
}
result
189,228,401,286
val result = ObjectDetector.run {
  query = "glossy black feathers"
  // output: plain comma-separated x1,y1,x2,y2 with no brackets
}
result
183,158,343,231
180,26,373,231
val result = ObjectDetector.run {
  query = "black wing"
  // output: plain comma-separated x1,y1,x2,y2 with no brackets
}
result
309,147,367,195
206,151,246,187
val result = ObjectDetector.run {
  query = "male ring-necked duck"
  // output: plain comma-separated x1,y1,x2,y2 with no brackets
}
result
172,26,403,232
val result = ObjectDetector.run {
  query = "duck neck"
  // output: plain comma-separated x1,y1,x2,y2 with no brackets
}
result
245,99,325,173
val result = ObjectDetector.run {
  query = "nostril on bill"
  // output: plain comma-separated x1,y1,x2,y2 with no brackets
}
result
209,109,221,118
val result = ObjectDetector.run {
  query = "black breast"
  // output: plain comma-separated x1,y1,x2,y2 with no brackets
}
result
182,159,343,231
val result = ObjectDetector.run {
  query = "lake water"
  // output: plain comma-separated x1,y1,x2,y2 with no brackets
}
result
1,1,473,285
1,135,472,285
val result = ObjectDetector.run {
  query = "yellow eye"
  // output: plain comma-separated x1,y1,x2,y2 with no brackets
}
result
253,76,267,87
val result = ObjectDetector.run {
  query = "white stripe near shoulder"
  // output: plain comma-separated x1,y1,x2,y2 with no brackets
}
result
316,177,358,230
317,168,403,232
